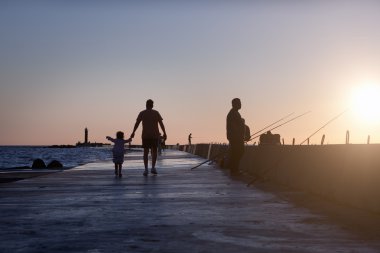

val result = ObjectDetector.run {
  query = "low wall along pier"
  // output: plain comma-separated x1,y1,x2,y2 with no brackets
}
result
179,143,380,213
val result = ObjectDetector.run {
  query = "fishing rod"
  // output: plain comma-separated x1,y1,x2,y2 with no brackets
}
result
247,111,311,142
247,109,348,187
191,111,309,170
248,112,294,138
190,150,226,170
299,109,348,145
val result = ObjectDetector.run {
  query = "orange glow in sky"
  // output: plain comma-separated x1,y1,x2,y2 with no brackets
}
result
1,1,380,145
351,83,380,125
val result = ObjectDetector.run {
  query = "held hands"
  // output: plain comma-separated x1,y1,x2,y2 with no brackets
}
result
163,133,167,140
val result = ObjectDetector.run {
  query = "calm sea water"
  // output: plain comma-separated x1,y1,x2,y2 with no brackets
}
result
0,146,114,169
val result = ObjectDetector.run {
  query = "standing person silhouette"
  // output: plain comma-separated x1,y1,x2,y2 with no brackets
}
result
226,98,245,176
130,99,167,176
188,133,192,145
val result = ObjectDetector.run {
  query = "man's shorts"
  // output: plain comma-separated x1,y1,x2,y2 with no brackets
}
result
142,138,159,149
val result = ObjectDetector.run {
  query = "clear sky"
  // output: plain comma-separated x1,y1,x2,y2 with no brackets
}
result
1,1,380,146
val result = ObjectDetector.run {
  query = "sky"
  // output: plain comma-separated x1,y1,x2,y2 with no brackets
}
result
1,1,380,146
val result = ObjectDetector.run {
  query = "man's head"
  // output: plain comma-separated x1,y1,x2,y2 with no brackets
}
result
146,99,154,109
231,98,241,110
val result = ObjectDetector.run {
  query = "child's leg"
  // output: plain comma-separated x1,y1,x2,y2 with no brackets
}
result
114,163,118,175
117,164,122,176
115,164,119,175
120,164,123,176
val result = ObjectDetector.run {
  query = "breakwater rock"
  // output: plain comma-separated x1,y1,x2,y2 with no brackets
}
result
31,159,63,169
31,158,46,169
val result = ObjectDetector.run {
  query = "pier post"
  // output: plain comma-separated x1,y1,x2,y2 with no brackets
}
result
207,144,213,159
193,144,197,155
346,130,350,144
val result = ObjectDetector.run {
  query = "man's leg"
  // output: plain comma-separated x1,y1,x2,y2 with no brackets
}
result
229,141,244,176
149,138,158,174
143,147,149,169
229,148,238,175
152,147,157,171
143,147,149,176
118,164,122,177
234,143,244,176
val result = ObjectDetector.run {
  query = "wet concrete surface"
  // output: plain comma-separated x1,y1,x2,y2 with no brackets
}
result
1,149,380,253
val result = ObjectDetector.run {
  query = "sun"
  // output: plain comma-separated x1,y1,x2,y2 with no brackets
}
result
351,83,380,125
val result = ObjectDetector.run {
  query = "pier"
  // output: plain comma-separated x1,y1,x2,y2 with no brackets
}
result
1,149,380,253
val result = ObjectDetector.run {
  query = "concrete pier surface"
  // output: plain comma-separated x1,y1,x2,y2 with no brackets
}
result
1,149,380,253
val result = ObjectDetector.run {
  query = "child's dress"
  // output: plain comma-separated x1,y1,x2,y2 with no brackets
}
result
107,138,129,164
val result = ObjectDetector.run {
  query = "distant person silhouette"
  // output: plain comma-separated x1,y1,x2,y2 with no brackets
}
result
157,133,165,155
188,133,192,145
106,131,132,177
130,99,167,176
226,98,245,176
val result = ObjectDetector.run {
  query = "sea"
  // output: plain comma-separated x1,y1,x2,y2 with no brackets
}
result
0,146,115,170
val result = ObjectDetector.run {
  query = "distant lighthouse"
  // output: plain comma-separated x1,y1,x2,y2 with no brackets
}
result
85,128,88,144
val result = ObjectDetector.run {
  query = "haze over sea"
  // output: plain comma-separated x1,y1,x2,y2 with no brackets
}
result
1,1,380,146
0,146,114,170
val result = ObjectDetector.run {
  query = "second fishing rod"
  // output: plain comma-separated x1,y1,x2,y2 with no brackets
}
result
190,111,309,170
246,109,348,187
247,111,311,142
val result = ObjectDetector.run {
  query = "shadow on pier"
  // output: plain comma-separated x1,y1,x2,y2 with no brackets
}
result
0,149,380,253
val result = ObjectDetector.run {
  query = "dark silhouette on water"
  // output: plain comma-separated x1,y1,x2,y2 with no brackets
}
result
188,133,192,145
130,99,167,176
76,127,109,147
47,160,63,168
85,127,88,144
32,159,46,169
226,98,246,176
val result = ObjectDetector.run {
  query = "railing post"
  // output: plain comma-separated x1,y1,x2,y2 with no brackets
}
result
321,134,325,145
346,130,350,144
207,144,213,159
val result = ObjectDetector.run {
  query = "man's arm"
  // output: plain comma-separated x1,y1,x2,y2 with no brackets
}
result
159,120,167,140
130,119,141,138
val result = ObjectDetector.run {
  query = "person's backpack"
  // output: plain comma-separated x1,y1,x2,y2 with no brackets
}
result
244,125,251,142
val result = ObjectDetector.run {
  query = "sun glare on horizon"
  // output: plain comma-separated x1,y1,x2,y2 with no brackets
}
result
351,83,380,125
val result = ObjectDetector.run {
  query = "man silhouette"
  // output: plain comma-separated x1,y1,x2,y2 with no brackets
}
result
131,99,167,176
226,98,245,176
